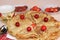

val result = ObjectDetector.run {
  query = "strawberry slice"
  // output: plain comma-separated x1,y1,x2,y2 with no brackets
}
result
15,6,28,12
30,6,41,12
54,8,58,12
45,8,51,12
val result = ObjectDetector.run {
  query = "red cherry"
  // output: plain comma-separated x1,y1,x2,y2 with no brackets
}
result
27,27,31,32
15,22,20,27
41,25,47,31
34,14,39,19
44,17,48,22
20,14,25,20
0,13,2,17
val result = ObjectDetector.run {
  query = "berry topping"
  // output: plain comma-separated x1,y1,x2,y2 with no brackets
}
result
0,13,2,17
15,6,28,12
45,8,51,12
54,8,58,12
44,17,48,22
45,7,59,12
20,14,25,20
34,14,39,19
30,6,41,12
27,27,31,32
41,25,47,31
15,22,20,27
50,8,54,12
31,23,36,28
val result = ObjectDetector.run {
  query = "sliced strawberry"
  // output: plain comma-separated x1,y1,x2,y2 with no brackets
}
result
50,8,54,12
45,8,51,12
54,8,58,12
15,6,28,12
30,6,41,12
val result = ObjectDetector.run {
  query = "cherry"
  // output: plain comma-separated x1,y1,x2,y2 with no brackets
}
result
41,25,47,31
20,14,25,20
34,14,39,19
44,17,48,22
15,22,20,27
27,27,31,32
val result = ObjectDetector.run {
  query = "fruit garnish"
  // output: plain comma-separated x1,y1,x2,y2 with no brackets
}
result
30,6,41,12
41,25,47,31
54,8,58,12
45,8,50,12
45,7,59,12
0,13,2,17
20,14,25,20
50,8,54,12
15,6,28,12
31,23,36,28
44,17,48,22
15,22,20,27
27,27,32,32
34,14,39,19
